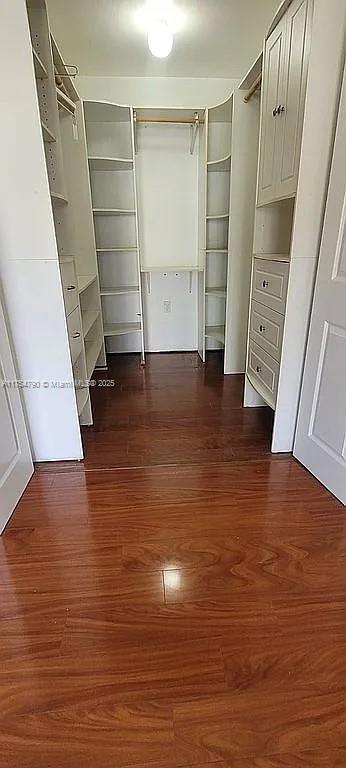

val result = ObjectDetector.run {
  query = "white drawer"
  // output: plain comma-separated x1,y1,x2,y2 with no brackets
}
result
252,258,289,315
60,260,79,317
67,305,83,364
249,301,284,362
247,340,280,410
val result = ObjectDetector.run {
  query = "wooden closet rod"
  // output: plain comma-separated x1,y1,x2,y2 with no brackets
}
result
244,73,262,103
136,118,205,125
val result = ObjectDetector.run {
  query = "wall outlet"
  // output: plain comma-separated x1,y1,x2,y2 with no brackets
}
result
163,300,172,313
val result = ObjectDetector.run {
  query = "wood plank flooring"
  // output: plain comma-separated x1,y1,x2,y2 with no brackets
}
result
1,353,346,766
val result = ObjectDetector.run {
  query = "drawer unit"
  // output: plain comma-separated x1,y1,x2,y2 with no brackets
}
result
252,257,289,315
249,301,284,362
247,339,280,410
67,305,83,364
60,259,79,317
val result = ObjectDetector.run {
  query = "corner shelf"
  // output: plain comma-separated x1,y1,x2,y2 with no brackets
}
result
88,157,133,171
253,252,290,263
104,322,141,337
82,309,101,337
41,121,56,143
51,192,68,206
97,247,138,253
100,286,140,296
93,208,136,216
32,48,48,79
57,88,76,115
206,214,229,220
141,265,203,273
78,274,97,294
207,154,231,173
205,287,227,298
205,249,228,254
205,325,225,344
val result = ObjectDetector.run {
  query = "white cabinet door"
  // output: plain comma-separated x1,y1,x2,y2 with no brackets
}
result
294,64,346,504
276,0,312,199
257,16,286,205
0,295,33,532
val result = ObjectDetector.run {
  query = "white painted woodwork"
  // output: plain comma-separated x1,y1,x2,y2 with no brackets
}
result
249,301,284,362
275,0,313,199
0,294,33,533
248,340,280,410
0,0,83,460
294,63,346,504
224,88,261,373
85,101,145,358
257,17,286,205
60,259,79,317
257,0,312,205
271,0,346,453
252,257,289,315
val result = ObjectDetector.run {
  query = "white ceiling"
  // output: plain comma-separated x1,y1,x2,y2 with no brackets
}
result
47,0,280,79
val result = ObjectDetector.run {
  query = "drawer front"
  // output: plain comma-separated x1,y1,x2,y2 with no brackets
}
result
252,258,289,314
247,340,279,410
67,306,83,364
249,301,284,362
60,260,79,317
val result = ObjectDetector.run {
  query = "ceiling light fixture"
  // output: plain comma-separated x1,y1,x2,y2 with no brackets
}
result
148,18,173,58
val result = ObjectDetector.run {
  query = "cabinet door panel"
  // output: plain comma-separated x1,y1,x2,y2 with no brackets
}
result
257,17,286,205
277,0,312,198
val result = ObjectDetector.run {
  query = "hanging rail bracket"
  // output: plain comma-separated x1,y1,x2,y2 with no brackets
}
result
190,112,199,155
133,110,138,154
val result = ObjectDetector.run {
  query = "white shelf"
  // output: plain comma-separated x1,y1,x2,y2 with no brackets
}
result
141,265,203,273
97,247,138,253
253,252,290,263
205,286,227,298
76,386,89,416
205,249,228,254
104,322,141,337
100,286,140,296
88,157,133,171
82,309,101,337
206,214,229,220
41,121,56,143
78,274,97,294
207,154,231,173
205,325,225,344
85,338,103,379
57,88,76,115
51,192,68,205
93,208,136,216
32,48,48,79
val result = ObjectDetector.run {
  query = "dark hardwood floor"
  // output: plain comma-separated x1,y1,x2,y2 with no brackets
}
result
1,352,346,767
82,352,274,470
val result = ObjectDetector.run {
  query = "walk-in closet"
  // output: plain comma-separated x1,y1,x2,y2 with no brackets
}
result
1,0,344,485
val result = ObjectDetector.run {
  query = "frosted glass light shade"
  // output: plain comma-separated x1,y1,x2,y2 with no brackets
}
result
148,19,173,57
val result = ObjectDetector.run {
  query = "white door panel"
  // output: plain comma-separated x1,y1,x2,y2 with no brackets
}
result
0,294,33,532
277,0,312,198
257,17,286,204
294,63,346,504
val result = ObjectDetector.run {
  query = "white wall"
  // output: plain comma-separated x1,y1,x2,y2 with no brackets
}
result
77,76,238,109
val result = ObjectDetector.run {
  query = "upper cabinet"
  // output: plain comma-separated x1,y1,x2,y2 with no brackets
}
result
257,0,313,205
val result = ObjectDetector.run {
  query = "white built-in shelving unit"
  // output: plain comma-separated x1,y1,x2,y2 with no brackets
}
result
203,95,232,360
83,98,258,370
84,101,145,363
26,0,104,434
